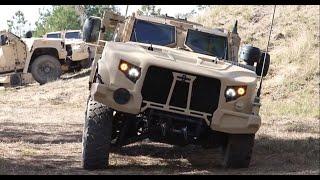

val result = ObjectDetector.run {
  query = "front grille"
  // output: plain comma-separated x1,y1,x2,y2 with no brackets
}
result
141,66,221,114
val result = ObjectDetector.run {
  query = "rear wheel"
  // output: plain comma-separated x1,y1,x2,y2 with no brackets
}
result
30,55,61,85
82,96,113,170
223,134,255,168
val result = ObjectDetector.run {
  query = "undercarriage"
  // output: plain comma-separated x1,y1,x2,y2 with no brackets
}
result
110,109,227,149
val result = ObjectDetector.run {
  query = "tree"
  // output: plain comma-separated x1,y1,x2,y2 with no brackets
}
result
34,6,81,37
33,7,51,37
74,5,118,25
46,6,81,32
137,5,161,16
6,10,28,37
79,5,120,40
34,5,120,39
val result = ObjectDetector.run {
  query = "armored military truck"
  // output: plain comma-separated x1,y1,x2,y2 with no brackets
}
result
81,11,270,169
0,30,92,87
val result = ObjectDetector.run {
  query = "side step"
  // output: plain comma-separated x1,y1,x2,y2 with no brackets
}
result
0,72,35,87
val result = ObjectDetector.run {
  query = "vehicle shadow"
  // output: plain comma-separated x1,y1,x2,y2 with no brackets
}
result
0,120,318,174
61,68,91,80
0,122,82,144
111,135,320,174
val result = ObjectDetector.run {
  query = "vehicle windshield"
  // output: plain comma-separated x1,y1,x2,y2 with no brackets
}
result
65,32,81,39
130,19,175,46
185,29,228,59
46,33,61,38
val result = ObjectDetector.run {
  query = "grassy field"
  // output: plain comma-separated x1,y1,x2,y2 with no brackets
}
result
0,5,319,175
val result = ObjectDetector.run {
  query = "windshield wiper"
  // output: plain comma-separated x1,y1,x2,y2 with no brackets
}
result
224,43,228,60
133,28,138,42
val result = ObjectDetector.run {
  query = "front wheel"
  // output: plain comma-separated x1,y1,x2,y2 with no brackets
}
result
222,134,255,168
30,55,61,85
82,96,113,170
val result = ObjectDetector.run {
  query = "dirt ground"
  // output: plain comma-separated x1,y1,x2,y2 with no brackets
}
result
0,70,319,175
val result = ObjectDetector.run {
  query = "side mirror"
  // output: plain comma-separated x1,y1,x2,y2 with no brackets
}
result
0,35,7,46
256,52,270,77
82,16,101,43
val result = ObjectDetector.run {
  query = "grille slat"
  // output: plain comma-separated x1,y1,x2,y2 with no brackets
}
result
141,66,221,114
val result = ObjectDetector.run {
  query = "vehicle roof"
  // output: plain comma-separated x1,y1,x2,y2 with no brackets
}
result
65,30,81,33
46,30,81,35
46,31,61,34
134,14,229,37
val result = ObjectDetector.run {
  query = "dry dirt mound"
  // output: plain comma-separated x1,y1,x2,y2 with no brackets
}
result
194,5,319,118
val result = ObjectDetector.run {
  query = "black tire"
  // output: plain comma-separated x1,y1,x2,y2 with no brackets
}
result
80,58,93,69
223,134,255,168
256,52,270,77
82,96,113,170
31,55,62,85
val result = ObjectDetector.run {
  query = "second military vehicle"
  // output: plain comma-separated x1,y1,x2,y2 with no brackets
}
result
0,30,93,87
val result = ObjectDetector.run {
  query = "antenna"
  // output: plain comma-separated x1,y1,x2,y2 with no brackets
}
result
125,5,129,17
232,20,238,34
257,5,276,97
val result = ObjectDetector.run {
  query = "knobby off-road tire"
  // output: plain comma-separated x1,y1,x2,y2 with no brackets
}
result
82,96,113,170
223,134,255,168
31,55,62,85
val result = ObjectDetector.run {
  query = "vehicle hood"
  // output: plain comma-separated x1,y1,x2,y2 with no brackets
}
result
21,38,63,51
104,41,258,84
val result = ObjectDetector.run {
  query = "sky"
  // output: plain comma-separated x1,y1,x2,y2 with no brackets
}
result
0,5,198,32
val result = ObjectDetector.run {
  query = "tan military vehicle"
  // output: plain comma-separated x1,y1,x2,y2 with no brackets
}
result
0,30,92,87
81,11,270,169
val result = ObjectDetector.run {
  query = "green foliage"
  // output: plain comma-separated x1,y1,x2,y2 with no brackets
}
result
34,6,81,37
83,5,118,17
6,10,28,37
34,5,120,39
33,7,51,37
137,5,161,16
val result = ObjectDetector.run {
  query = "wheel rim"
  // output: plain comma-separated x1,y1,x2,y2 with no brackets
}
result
37,61,58,82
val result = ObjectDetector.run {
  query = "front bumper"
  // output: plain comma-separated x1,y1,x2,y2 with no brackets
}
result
91,81,261,134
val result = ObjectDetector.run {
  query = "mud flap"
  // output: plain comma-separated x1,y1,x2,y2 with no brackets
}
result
0,72,35,87
10,73,22,86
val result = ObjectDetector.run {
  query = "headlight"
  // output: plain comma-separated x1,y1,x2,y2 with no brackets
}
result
118,60,141,83
225,86,247,102
128,67,140,77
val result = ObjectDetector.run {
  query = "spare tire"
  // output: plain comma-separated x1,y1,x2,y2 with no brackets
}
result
31,55,62,85
240,45,261,66
256,52,270,77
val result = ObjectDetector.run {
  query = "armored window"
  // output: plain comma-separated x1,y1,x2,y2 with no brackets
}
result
186,29,228,59
65,32,81,39
0,35,7,46
130,19,175,46
46,33,61,39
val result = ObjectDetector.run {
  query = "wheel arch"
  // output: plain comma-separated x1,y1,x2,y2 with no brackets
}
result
28,48,60,72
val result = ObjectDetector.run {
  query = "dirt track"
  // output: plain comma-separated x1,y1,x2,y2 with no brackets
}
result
0,70,319,175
